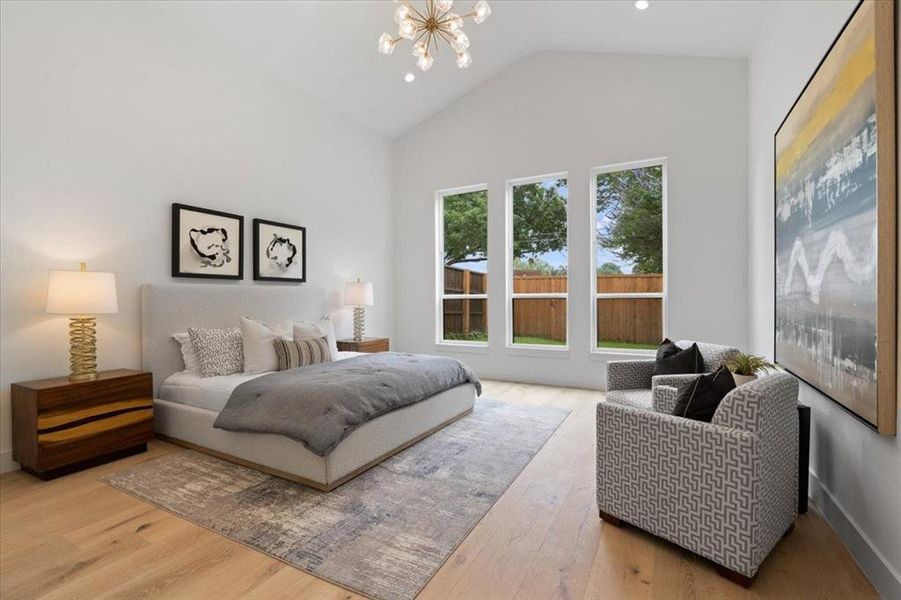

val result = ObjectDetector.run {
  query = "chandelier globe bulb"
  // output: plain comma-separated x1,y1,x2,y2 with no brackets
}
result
398,18,418,40
417,52,434,72
378,32,396,54
473,0,491,24
394,4,412,23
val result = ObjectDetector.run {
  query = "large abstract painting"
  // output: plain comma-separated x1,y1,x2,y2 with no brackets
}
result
775,0,896,434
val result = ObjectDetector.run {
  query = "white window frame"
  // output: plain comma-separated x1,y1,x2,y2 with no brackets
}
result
505,171,570,355
435,183,489,350
589,158,667,357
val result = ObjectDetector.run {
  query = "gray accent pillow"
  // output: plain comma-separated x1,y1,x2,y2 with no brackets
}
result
273,336,332,370
188,327,244,377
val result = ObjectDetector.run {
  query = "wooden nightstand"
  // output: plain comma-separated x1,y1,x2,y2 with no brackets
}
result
11,369,153,480
337,337,390,353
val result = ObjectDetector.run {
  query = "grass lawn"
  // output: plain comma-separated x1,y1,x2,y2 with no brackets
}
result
443,332,488,342
596,340,657,350
513,336,567,346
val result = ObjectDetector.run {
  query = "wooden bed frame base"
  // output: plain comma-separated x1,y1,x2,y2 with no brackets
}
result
155,408,473,492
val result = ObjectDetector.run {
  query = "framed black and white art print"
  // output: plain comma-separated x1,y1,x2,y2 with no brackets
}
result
253,218,306,283
171,203,244,280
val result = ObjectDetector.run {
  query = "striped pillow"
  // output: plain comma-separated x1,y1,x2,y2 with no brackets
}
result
273,336,332,370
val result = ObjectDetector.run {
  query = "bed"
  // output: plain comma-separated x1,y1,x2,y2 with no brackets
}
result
141,284,476,491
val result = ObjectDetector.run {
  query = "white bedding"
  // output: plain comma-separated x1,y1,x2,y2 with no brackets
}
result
159,351,362,412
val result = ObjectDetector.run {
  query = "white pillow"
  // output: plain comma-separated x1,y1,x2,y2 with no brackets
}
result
294,317,339,359
241,317,293,374
173,332,200,374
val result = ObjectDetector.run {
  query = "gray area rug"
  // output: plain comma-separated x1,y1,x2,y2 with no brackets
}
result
102,399,569,600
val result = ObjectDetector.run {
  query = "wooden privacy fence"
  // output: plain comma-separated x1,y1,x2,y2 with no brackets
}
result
597,274,662,294
443,267,487,336
596,274,663,345
512,276,568,293
596,296,662,344
443,268,663,343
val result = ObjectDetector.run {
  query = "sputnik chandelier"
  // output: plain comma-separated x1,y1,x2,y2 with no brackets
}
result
378,1,492,72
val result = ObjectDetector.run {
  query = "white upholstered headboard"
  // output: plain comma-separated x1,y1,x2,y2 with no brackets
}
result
141,283,326,396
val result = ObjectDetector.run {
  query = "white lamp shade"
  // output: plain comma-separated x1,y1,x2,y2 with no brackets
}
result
344,281,374,306
46,270,118,314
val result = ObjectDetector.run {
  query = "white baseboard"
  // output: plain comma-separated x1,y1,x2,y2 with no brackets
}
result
0,449,18,475
809,471,901,599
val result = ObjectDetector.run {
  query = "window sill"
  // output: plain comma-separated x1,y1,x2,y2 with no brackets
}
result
435,342,490,355
506,344,570,359
589,348,655,361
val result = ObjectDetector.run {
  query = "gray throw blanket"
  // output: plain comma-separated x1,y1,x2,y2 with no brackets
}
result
213,352,481,456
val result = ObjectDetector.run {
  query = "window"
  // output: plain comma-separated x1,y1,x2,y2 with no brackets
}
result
437,185,488,345
591,159,666,352
506,173,569,348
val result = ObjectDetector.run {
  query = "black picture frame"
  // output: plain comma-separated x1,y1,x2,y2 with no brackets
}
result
252,218,307,283
171,203,244,280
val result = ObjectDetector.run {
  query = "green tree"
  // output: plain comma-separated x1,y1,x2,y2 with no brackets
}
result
513,256,567,276
443,181,568,266
512,180,567,262
596,166,662,274
597,261,623,275
443,191,488,265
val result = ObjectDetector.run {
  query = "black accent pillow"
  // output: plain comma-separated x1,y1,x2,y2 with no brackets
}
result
656,338,680,361
671,366,737,422
653,339,703,376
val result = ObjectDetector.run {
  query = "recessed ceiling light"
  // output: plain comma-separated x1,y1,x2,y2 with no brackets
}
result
404,72,416,83
634,0,649,9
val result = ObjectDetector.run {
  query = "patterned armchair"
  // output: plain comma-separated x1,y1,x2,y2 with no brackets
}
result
596,373,799,586
605,340,740,411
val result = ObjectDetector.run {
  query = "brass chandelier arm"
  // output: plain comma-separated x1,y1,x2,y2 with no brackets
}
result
434,27,455,47
405,1,428,22
427,30,438,55
436,10,477,25
436,12,469,25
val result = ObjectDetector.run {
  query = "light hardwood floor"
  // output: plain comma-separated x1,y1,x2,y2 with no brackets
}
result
0,380,878,600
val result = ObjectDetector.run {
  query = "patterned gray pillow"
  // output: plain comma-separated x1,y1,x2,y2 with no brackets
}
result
188,327,244,377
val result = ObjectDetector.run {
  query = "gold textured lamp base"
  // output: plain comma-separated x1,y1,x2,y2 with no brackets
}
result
352,306,366,342
68,316,98,381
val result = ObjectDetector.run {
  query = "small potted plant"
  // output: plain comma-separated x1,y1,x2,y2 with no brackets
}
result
726,353,776,386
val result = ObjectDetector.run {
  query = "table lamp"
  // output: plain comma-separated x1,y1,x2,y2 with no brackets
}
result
46,262,119,381
344,279,374,342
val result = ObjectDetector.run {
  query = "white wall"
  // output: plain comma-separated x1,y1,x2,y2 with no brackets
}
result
393,51,749,389
0,2,394,473
748,2,900,597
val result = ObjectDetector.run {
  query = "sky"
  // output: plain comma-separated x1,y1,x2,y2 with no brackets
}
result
595,209,635,274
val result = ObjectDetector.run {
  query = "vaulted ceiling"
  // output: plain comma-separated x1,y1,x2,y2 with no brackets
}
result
153,1,767,137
